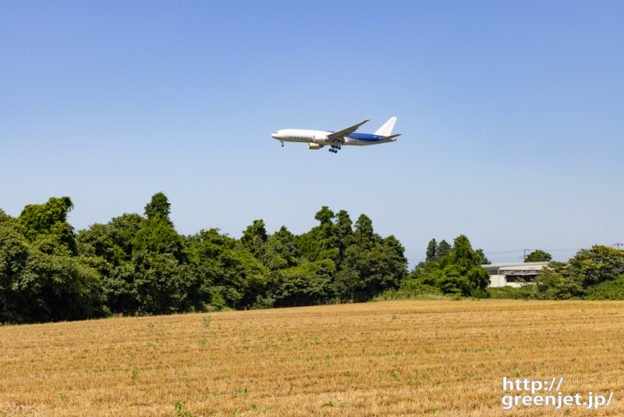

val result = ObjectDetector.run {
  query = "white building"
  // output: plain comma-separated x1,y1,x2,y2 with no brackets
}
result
482,262,549,288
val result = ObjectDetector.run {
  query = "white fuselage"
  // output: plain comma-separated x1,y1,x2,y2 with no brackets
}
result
271,129,382,146
273,129,329,144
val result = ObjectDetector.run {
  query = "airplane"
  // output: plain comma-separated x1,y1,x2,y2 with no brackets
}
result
271,117,400,153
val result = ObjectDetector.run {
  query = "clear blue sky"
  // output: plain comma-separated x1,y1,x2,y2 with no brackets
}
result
1,0,623,264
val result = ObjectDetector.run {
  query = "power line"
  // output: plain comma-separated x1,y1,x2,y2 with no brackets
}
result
485,248,579,255
484,249,524,255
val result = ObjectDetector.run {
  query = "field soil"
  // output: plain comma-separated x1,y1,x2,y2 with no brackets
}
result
1,300,623,416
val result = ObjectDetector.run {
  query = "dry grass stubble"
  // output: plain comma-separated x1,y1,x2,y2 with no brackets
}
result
1,300,623,416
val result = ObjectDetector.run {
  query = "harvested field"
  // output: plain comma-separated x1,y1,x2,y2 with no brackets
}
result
1,300,623,416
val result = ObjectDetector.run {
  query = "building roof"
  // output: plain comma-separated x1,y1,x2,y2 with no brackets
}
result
482,262,549,272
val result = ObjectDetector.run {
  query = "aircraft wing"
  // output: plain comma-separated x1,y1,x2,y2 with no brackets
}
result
327,119,369,143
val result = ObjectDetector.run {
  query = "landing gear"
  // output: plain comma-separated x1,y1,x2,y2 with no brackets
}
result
329,145,341,154
280,141,284,148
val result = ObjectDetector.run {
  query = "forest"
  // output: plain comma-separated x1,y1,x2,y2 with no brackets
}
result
1,194,622,324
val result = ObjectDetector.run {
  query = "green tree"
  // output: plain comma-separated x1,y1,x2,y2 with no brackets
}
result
525,250,552,263
0,221,102,323
77,223,126,267
271,259,336,307
449,235,474,263
315,207,337,260
533,262,583,299
98,262,138,314
77,213,144,267
436,240,451,261
108,214,144,258
436,264,471,295
425,239,437,263
297,207,337,263
185,228,237,311
568,246,624,287
411,235,489,297
18,196,77,254
260,226,299,270
446,235,490,295
240,219,268,256
353,214,376,249
144,192,172,223
334,210,353,256
314,206,335,227
334,238,407,302
187,228,269,309
0,222,32,321
475,249,491,265
77,213,145,314
77,213,144,263
131,251,188,314
133,194,184,260
215,248,269,309
0,209,10,223
133,219,185,260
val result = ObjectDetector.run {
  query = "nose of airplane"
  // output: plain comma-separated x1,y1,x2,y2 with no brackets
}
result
271,131,280,139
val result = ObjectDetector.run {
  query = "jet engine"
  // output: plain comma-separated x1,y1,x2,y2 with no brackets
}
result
308,143,323,150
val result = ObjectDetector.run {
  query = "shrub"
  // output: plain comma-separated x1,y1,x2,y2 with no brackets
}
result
584,275,624,300
488,285,534,300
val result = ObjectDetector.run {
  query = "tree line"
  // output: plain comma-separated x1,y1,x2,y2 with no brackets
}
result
1,194,416,323
3,194,620,324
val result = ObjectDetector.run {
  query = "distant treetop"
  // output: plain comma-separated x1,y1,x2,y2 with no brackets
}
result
525,250,552,263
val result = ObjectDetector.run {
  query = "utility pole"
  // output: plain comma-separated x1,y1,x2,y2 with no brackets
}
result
614,243,624,250
523,249,531,261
